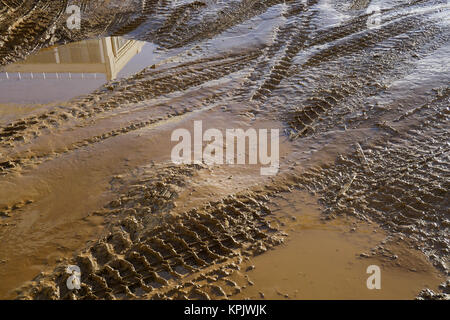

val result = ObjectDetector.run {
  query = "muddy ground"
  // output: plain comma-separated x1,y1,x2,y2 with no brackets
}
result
0,0,448,299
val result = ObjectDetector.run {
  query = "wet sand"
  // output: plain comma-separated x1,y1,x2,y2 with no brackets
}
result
0,0,448,299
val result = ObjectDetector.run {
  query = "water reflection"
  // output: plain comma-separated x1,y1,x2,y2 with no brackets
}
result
0,37,146,104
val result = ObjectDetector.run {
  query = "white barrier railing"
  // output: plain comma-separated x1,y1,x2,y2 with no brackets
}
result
0,72,104,81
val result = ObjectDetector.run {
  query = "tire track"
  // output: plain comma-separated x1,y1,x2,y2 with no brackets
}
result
17,164,285,300
285,23,449,138
0,0,67,65
0,50,262,173
293,89,449,272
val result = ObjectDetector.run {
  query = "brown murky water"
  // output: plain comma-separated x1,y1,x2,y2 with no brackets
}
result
233,192,444,300
0,0,448,299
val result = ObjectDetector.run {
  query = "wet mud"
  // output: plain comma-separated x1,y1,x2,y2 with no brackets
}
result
0,0,448,299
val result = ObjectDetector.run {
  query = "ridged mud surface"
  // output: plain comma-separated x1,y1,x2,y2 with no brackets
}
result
0,0,449,299
294,89,449,273
17,163,287,300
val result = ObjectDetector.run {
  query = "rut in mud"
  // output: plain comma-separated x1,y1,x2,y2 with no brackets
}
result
294,88,450,273
0,0,449,299
0,49,262,172
17,163,287,300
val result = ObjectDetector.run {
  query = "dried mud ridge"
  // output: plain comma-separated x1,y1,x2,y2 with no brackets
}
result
17,163,286,300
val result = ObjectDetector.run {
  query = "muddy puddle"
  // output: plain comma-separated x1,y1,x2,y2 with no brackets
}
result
0,38,159,105
0,0,449,300
232,192,444,300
